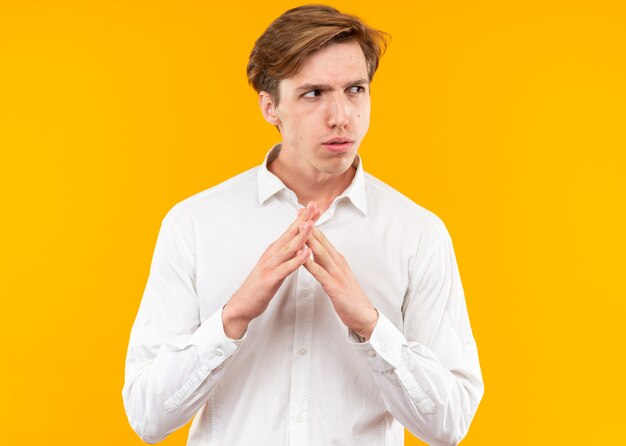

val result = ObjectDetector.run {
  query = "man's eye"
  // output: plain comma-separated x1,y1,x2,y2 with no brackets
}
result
303,90,322,98
348,86,365,94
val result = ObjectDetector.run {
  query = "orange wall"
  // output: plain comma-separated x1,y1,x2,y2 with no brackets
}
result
1,1,624,444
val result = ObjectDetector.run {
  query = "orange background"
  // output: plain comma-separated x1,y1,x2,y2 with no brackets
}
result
1,1,624,444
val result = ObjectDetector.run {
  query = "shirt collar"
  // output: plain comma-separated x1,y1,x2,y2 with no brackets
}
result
256,143,368,216
257,144,287,205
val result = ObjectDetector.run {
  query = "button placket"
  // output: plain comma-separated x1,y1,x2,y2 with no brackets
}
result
288,269,315,446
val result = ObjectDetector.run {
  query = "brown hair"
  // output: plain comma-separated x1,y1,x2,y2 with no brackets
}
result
247,4,389,103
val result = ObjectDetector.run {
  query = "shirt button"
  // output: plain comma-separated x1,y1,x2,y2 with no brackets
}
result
296,415,305,422
368,350,376,357
298,348,308,356
215,348,223,357
303,289,311,297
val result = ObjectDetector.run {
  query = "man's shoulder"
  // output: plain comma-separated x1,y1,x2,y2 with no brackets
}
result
162,166,259,225
363,171,450,241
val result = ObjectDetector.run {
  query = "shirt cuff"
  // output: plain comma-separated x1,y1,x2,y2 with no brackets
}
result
349,310,408,373
189,306,244,366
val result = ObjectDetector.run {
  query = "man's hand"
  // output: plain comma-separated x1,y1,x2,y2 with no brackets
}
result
222,202,322,339
304,226,379,340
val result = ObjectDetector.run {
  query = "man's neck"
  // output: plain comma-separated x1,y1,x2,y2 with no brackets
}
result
268,147,357,214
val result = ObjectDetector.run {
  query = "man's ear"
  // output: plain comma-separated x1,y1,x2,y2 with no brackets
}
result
259,91,281,126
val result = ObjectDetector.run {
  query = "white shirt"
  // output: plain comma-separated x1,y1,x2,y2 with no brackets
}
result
122,144,484,446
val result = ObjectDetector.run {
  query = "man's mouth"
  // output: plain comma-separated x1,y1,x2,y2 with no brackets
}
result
322,138,354,153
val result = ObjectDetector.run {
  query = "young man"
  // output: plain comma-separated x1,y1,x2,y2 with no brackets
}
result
123,5,483,446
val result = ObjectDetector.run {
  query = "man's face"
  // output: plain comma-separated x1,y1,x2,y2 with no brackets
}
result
265,41,371,177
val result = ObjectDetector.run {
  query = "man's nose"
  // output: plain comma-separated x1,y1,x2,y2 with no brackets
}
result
327,95,350,128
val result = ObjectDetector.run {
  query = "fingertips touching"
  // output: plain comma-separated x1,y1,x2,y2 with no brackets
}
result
311,209,322,222
306,202,322,220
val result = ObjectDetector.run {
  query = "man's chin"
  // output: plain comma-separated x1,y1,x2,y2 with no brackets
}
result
318,157,357,176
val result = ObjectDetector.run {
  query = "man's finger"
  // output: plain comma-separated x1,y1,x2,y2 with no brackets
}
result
275,202,320,247
276,247,311,278
303,256,333,288
306,231,343,277
277,220,314,262
311,226,346,267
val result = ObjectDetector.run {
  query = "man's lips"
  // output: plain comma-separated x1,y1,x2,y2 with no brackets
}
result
322,137,355,153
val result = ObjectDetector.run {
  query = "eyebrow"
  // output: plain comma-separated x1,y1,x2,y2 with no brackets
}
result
294,78,369,93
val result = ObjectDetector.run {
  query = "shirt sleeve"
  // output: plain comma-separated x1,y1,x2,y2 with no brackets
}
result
122,206,244,443
349,230,484,446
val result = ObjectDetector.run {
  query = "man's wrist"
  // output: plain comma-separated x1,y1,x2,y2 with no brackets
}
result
222,303,250,340
353,307,379,342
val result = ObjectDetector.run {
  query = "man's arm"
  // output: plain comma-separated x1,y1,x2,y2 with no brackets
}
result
304,226,484,446
122,203,320,443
